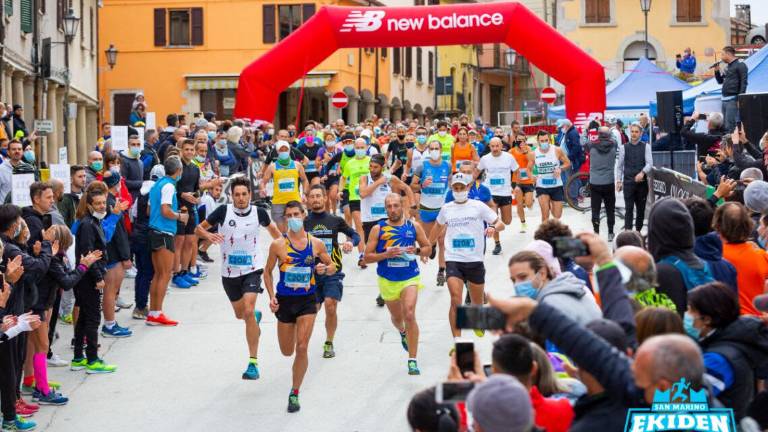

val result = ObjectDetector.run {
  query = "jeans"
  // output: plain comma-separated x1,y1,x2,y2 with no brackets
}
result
623,180,649,231
590,183,615,234
722,99,739,132
133,239,153,310
74,279,102,362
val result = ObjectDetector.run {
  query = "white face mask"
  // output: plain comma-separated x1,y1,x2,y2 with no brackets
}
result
438,131,447,137
429,149,441,161
453,190,469,203
92,210,106,220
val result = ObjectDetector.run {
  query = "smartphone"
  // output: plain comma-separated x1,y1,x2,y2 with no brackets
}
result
455,338,475,376
42,214,52,230
553,236,589,259
435,381,475,403
455,306,506,330
698,114,707,121
483,363,492,377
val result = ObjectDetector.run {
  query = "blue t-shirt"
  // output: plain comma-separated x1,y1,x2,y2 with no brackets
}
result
375,220,420,281
445,181,491,204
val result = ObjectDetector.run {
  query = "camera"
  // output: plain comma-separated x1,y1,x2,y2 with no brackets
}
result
455,305,506,330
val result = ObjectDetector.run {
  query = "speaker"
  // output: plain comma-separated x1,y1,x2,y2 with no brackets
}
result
656,90,684,133
739,93,768,147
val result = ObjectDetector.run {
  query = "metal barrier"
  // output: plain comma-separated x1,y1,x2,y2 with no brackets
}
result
652,150,697,178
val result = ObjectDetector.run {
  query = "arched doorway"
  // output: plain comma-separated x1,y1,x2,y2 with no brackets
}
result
623,41,657,73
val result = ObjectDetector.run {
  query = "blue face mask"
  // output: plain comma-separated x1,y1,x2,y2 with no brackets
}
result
355,149,367,158
515,280,538,299
23,150,35,162
91,161,103,171
287,217,303,233
758,236,767,250
683,312,701,340
207,131,216,140
344,144,354,154
417,135,427,145
278,151,290,161
539,143,550,151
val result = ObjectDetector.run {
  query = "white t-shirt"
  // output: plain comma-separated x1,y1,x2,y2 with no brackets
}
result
161,183,175,205
436,200,497,262
478,152,519,197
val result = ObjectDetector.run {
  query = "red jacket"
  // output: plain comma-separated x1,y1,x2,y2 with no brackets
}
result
530,386,574,432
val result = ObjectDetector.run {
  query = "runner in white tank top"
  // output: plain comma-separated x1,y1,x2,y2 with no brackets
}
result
532,132,571,222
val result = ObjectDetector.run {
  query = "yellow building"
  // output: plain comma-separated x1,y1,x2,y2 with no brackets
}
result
433,0,477,119
99,0,390,127
556,0,730,81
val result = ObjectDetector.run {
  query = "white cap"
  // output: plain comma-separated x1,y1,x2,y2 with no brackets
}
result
150,164,165,181
451,173,473,186
276,140,290,150
360,129,372,138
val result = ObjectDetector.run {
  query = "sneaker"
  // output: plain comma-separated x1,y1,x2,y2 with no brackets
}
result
12,404,35,418
172,274,192,289
323,341,335,358
408,360,420,375
242,361,260,380
101,323,133,338
254,309,262,324
2,416,36,431
198,249,213,263
70,358,87,371
132,307,148,320
287,392,300,413
146,313,179,326
181,272,199,286
124,266,137,279
32,390,68,406
189,269,207,280
116,296,133,310
47,354,68,367
520,222,527,233
85,359,117,374
473,329,486,337
492,243,502,255
60,313,73,325
375,295,385,307
400,331,408,353
436,269,446,286
17,399,38,413
608,232,615,242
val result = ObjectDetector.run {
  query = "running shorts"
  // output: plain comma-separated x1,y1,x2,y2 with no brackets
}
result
492,195,513,207
535,186,565,202
222,270,263,302
446,261,486,285
149,230,175,253
315,272,344,303
419,206,440,223
275,294,317,324
378,275,423,302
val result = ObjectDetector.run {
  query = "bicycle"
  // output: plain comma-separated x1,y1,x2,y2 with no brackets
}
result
565,171,591,212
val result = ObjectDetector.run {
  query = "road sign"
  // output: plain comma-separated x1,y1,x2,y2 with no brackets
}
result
33,119,54,134
540,87,557,104
332,92,348,109
436,76,454,95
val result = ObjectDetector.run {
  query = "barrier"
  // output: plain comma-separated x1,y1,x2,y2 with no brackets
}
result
652,150,697,179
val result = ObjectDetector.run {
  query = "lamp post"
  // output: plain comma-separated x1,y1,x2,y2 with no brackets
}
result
640,0,652,59
61,8,79,162
505,48,517,112
105,45,118,70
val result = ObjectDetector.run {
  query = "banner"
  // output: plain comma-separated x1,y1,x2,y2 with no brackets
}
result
50,164,71,193
112,126,129,152
650,167,715,202
11,174,35,207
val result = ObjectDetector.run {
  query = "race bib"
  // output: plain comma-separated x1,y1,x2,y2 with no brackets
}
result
228,252,253,267
489,176,506,186
424,182,446,195
387,257,409,268
519,169,528,179
371,204,386,216
452,234,476,251
306,161,317,173
285,266,312,289
322,238,333,254
541,178,556,186
278,178,296,192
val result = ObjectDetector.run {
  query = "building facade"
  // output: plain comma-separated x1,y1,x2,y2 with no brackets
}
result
99,0,390,128
1,0,100,165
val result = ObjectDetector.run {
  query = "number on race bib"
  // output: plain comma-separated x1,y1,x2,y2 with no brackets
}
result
490,177,505,186
278,178,296,192
228,253,253,267
285,266,312,289
371,205,386,216
542,178,556,186
452,237,476,250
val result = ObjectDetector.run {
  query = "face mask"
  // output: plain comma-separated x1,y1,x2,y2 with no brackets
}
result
515,280,538,299
326,141,336,148
174,173,182,182
417,136,427,145
194,155,206,163
438,131,447,137
277,151,290,161
110,166,120,174
129,146,141,157
355,149,367,158
207,131,216,140
453,190,469,203
91,208,107,220
287,217,303,233
405,141,415,149
344,144,354,153
91,161,103,171
683,312,700,340
12,222,21,239
397,134,405,140
23,150,35,162
268,128,275,135
429,149,441,161
539,143,550,151
758,236,767,250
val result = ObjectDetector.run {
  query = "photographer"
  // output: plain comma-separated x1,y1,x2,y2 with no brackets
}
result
682,111,726,158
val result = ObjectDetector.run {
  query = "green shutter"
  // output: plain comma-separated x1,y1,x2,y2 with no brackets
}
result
21,0,33,33
5,0,12,16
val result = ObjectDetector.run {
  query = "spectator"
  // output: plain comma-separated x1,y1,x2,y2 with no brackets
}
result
713,202,768,316
614,230,645,249
0,140,37,202
119,135,145,202
635,307,684,345
675,48,697,81
683,197,738,291
10,104,27,139
682,111,726,158
141,129,161,180
406,387,460,432
129,103,147,127
97,122,111,152
47,180,66,226
226,126,249,172
533,219,591,289
467,374,533,432
84,151,103,186
131,93,147,111
587,127,617,239
714,46,748,131
556,119,583,202
744,181,768,241
616,123,653,232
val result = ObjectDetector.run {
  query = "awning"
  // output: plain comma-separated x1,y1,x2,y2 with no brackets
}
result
186,72,336,91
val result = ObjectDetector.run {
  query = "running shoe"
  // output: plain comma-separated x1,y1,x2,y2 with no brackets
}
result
189,269,207,280
375,295,385,307
101,323,133,338
287,392,301,413
124,266,137,279
86,359,117,374
242,361,260,380
407,360,420,376
70,358,87,371
473,329,486,337
436,269,446,286
608,232,615,242
20,384,34,396
520,222,528,233
17,399,38,413
60,313,73,325
323,341,335,358
2,416,36,431
492,243,502,255
181,272,199,286
172,274,192,289
32,390,68,406
132,307,148,320
116,296,133,309
198,249,214,263
400,331,409,353
47,354,68,367
146,313,179,326
254,309,262,324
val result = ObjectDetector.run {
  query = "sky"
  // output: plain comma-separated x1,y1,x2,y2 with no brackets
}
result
732,0,768,26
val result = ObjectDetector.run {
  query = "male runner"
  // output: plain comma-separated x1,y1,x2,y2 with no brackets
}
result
534,131,571,221
428,121,455,164
260,140,310,231
195,177,281,380
510,138,536,233
338,138,371,268
304,185,360,358
428,173,504,338
263,201,336,413
364,193,431,375
478,137,518,255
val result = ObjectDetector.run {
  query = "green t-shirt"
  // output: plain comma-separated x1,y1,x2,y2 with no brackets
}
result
428,133,455,163
342,156,370,201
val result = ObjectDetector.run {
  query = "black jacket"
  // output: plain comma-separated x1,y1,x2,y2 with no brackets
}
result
681,119,726,157
715,59,748,98
0,234,52,315
12,115,27,138
34,254,86,311
106,194,131,263
21,206,46,248
74,214,108,285
570,392,627,432
119,152,144,201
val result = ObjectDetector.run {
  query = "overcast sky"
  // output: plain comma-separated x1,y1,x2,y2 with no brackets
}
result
732,0,768,25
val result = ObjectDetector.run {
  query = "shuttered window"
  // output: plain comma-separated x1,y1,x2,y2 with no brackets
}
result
677,0,702,22
57,0,65,29
153,8,203,47
405,47,412,78
428,51,434,85
393,47,401,75
416,47,422,82
80,0,84,44
191,7,203,45
154,8,166,46
302,4,314,22
21,0,34,33
5,0,12,16
263,5,276,43
585,0,610,24
263,4,316,42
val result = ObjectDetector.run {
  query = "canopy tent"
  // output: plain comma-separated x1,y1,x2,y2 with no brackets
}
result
549,57,690,120
649,44,768,116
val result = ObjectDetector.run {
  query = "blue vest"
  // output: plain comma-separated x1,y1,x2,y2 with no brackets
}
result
376,219,420,281
149,176,178,235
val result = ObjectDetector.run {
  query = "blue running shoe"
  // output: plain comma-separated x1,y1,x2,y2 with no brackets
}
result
242,361,260,380
254,310,262,324
181,272,199,286
32,389,68,406
189,269,207,280
400,331,408,353
408,360,420,375
172,274,192,289
101,323,132,338
2,416,36,431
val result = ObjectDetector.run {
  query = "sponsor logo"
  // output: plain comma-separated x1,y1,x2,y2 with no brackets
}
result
624,378,735,432
340,10,504,33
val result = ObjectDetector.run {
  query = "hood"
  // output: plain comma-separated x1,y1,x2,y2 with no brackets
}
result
538,272,588,300
593,131,615,154
702,317,768,367
647,198,701,268
694,232,724,261
21,206,43,221
140,180,155,196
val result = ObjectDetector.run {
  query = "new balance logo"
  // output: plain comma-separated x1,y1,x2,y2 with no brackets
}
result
340,10,385,33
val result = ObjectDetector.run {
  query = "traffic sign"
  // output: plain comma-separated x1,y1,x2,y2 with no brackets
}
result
436,76,454,95
332,92,348,109
540,87,557,104
33,119,54,134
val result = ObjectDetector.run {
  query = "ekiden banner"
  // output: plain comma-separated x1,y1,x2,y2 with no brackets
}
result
650,167,716,202
234,2,606,123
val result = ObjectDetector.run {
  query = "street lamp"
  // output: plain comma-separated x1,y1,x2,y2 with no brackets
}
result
505,48,517,111
105,45,118,70
62,8,80,43
640,0,652,59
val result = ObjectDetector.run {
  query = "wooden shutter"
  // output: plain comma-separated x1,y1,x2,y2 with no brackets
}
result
689,0,701,22
21,0,33,33
302,4,315,23
154,8,166,46
393,47,401,74
584,0,597,23
263,5,276,44
5,0,12,16
381,47,387,58
80,0,84,43
597,0,610,23
191,7,203,45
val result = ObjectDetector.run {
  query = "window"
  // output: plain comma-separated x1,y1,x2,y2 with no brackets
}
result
416,47,422,82
278,5,301,40
57,0,65,30
80,0,84,44
154,7,203,47
393,47,401,75
493,44,501,68
169,10,191,46
428,51,434,85
261,4,314,42
405,47,412,78
676,0,701,22
5,0,11,16
21,0,33,33
381,48,387,58
584,0,610,24
263,5,276,43
89,7,94,51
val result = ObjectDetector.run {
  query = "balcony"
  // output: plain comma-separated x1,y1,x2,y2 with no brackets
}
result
476,43,530,76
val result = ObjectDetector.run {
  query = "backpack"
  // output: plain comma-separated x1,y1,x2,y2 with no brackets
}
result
659,256,715,291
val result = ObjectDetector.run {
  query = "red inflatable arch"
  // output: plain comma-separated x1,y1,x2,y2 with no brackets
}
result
234,2,605,122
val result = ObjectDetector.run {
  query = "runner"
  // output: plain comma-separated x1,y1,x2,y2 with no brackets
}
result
263,200,336,413
316,131,342,213
450,127,479,173
195,177,281,380
412,140,451,286
339,138,371,268
260,140,310,232
478,137,518,255
297,127,322,186
364,193,431,375
325,132,356,222
427,173,504,338
304,185,360,358
428,121,455,165
510,137,536,233
533,130,571,221
403,126,429,203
